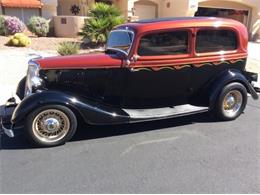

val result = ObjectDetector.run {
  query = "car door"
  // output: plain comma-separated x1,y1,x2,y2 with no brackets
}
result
122,29,193,108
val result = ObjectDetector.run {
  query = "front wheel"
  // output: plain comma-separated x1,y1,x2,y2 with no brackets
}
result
16,76,26,100
215,82,248,121
25,105,77,147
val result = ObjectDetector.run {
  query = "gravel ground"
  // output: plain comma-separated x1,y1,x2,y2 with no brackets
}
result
0,36,82,51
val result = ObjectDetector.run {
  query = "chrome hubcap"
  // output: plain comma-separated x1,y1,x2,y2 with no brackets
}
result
44,118,60,132
223,90,243,117
32,109,70,143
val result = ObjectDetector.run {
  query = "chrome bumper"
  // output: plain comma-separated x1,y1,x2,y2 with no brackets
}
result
0,118,14,137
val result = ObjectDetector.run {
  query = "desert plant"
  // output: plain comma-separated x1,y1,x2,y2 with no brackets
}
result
57,42,80,56
4,16,25,35
27,16,49,37
0,15,5,35
7,33,31,47
80,3,125,44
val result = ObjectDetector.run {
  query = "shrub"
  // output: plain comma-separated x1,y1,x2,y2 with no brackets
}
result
27,16,49,37
0,15,5,35
4,16,25,35
57,42,80,56
80,3,125,44
7,33,31,47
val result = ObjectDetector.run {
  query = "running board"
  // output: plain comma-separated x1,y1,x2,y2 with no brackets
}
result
123,104,209,122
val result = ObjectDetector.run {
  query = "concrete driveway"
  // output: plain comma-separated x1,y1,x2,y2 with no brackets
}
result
0,48,56,104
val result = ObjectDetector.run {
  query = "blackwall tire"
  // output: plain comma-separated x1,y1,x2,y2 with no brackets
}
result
215,82,247,121
16,76,26,100
25,105,77,147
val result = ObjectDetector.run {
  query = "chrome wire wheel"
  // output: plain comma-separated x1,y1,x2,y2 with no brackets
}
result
222,90,243,118
32,109,70,143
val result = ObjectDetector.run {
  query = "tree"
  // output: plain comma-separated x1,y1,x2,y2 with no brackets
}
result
81,3,125,44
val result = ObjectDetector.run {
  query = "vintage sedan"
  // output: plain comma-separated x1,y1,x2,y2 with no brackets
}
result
1,17,258,147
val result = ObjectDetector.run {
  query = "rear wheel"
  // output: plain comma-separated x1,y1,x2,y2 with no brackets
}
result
25,105,77,147
215,82,247,121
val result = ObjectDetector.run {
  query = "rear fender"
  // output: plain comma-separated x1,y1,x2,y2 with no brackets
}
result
11,91,129,126
209,69,259,109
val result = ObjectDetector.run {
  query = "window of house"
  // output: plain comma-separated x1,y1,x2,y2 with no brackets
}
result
196,29,237,53
137,30,189,56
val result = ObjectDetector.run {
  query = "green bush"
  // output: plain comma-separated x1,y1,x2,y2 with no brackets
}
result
57,42,80,56
80,3,125,44
7,33,31,47
0,15,5,35
27,16,49,37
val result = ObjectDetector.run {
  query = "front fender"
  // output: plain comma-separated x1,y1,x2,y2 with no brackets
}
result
12,91,130,126
209,69,259,109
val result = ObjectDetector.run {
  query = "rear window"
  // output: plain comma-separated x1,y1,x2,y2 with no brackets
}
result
196,29,237,53
138,31,189,56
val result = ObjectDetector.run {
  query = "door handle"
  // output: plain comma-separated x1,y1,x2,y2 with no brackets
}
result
130,55,139,62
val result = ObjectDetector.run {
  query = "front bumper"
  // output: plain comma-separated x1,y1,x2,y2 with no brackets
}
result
0,97,18,138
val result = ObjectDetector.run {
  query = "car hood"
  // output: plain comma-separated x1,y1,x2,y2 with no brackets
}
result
36,53,123,70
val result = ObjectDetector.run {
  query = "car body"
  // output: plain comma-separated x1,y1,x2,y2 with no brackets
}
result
1,17,258,147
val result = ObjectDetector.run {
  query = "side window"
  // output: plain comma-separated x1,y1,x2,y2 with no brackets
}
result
138,31,189,56
196,29,237,53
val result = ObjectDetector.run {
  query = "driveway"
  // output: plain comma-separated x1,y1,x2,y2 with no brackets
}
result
0,98,259,193
0,48,56,104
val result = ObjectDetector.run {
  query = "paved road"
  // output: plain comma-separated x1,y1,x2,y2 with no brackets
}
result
0,98,259,193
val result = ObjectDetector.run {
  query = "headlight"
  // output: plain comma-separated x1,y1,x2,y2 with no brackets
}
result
25,60,42,97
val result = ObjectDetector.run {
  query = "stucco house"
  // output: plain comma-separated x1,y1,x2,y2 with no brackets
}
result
0,0,259,40
56,0,260,39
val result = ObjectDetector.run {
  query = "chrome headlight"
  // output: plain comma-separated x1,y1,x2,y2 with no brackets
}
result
25,60,42,97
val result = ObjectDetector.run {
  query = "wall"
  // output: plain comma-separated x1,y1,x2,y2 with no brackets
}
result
42,0,58,20
112,0,128,17
160,0,191,17
54,15,89,37
58,0,94,16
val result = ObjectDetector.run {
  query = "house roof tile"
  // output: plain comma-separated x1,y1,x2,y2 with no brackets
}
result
1,0,42,8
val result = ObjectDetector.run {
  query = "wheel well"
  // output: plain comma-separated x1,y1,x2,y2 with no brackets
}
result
14,103,87,128
209,79,249,110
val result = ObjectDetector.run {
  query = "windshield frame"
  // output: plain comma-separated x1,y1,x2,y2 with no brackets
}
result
106,29,135,57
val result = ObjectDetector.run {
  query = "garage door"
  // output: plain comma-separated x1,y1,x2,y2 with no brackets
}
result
195,7,250,28
5,8,40,23
134,3,157,20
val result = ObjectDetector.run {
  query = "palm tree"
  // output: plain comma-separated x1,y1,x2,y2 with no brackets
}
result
81,2,125,44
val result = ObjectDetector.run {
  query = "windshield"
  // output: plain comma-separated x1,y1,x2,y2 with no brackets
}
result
106,30,134,55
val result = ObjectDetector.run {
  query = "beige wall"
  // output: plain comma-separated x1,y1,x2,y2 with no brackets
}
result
112,0,128,17
58,0,95,16
54,15,89,37
55,0,260,39
42,0,58,20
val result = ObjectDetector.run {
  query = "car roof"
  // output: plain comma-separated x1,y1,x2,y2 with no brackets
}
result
116,17,247,34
